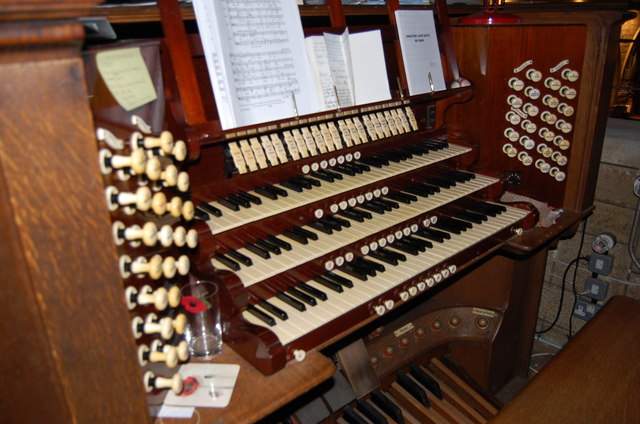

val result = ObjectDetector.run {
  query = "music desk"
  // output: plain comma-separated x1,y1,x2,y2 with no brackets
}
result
491,296,640,423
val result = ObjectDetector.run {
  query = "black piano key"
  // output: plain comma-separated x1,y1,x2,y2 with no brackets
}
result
245,242,271,259
409,363,443,400
368,199,392,212
310,170,334,182
359,202,385,215
292,225,318,241
255,239,281,255
298,175,321,187
338,209,365,222
433,221,462,235
398,237,425,252
390,241,419,256
396,372,430,407
403,185,430,198
258,299,288,320
324,215,351,228
324,271,353,288
477,201,507,213
354,257,385,273
282,229,307,245
369,155,390,166
198,202,223,217
385,191,416,204
347,260,376,277
446,169,475,182
343,162,364,174
339,264,368,281
379,247,406,262
333,164,356,176
342,406,368,424
217,196,240,211
312,275,343,293
266,235,292,251
289,176,312,189
194,208,210,221
227,193,250,208
323,169,343,180
371,390,404,424
276,291,306,312
285,287,316,306
226,249,253,266
351,162,371,172
214,253,240,271
356,399,388,424
417,227,450,241
236,191,262,205
415,182,440,194
318,217,342,231
266,184,288,197
377,151,401,163
368,250,398,266
428,176,456,189
255,186,278,200
358,157,384,168
455,210,487,224
405,235,433,249
297,282,327,301
307,220,333,235
374,198,399,210
279,179,304,192
440,217,472,231
246,304,275,326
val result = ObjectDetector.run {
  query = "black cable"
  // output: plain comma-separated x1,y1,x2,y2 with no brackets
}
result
567,222,590,340
536,255,589,335
536,221,589,336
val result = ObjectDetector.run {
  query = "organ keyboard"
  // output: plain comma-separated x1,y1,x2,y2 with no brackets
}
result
0,0,627,423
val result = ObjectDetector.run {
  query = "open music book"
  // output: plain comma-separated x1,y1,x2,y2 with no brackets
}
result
306,29,391,111
192,0,390,130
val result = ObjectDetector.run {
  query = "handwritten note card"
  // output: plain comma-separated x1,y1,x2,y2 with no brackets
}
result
96,47,157,111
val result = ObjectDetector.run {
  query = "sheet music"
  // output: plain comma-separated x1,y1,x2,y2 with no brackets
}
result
305,36,339,110
350,30,391,105
193,0,319,129
324,30,355,108
395,10,447,95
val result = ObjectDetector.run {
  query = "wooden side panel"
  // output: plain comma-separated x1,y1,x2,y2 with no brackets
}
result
0,25,149,424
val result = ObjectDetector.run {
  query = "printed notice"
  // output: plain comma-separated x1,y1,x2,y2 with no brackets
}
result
96,47,157,111
395,10,446,95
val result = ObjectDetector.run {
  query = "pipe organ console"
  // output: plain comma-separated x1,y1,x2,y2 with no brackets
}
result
0,0,628,423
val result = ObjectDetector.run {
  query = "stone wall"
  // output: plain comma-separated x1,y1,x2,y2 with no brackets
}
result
536,118,640,345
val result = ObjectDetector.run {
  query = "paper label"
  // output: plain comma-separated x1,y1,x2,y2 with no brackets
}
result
96,47,157,111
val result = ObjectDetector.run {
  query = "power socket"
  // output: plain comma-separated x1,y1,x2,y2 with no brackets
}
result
573,299,601,321
588,253,613,276
584,277,608,301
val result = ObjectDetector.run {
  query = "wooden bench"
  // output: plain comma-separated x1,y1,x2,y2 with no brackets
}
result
490,296,640,423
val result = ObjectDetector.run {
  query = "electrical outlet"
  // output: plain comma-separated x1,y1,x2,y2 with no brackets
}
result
584,277,608,301
588,253,613,276
573,299,601,321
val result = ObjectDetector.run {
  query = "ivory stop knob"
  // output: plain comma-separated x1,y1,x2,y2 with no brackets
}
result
106,186,152,211
161,164,179,186
176,255,190,276
167,285,181,308
182,200,195,221
144,371,183,395
144,156,163,181
165,196,183,218
143,131,175,155
157,225,174,248
162,256,177,279
176,171,190,192
138,344,178,368
173,313,188,335
172,140,187,162
100,148,147,175
143,315,175,340
128,254,163,280
137,285,169,310
151,192,167,216
116,221,158,247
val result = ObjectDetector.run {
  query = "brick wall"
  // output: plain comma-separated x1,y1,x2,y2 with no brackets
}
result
536,118,640,345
